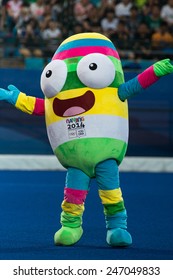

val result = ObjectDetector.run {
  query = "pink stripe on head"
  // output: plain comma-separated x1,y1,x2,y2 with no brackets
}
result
64,187,88,205
138,65,159,89
52,46,120,60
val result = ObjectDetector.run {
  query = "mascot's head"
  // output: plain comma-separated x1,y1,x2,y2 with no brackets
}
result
40,32,125,118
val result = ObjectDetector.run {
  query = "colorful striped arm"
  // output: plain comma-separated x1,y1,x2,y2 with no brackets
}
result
137,65,159,89
118,59,173,101
118,65,159,101
15,92,45,115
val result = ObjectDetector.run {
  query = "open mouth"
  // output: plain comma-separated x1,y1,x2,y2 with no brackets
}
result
53,90,95,117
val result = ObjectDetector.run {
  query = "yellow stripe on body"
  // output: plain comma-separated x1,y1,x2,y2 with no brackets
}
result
99,188,123,204
61,201,84,216
45,88,128,126
60,32,111,45
15,92,36,114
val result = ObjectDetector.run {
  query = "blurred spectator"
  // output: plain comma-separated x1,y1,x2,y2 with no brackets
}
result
58,1,74,35
140,3,151,20
30,0,45,21
133,22,152,59
6,0,23,17
6,0,23,31
145,5,163,31
151,21,173,54
92,0,116,19
90,0,101,7
42,2,52,23
74,0,93,23
100,0,116,10
82,6,102,32
41,19,62,57
15,5,32,32
41,19,61,40
23,0,37,3
134,0,147,9
90,23,103,33
111,20,134,59
101,9,119,37
38,17,47,33
0,0,9,29
147,0,161,6
127,6,142,40
17,18,43,57
140,0,161,21
50,0,63,22
161,0,173,26
115,0,132,19
73,23,85,34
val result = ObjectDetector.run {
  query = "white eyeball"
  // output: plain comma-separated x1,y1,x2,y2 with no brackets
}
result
40,60,67,98
77,53,115,89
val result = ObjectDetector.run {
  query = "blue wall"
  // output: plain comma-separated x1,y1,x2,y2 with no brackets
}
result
0,69,173,156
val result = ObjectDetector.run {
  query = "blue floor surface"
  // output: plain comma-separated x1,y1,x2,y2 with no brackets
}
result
0,171,173,260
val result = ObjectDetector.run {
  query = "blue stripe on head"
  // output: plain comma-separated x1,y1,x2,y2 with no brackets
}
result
55,38,116,54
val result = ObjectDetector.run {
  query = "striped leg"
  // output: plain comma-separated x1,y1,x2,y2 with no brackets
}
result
54,167,90,246
95,159,132,247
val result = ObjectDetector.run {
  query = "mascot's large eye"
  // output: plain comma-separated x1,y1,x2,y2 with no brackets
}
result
40,60,67,98
77,53,115,88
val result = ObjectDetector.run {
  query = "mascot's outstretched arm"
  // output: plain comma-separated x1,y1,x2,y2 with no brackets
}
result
118,59,173,101
0,84,45,115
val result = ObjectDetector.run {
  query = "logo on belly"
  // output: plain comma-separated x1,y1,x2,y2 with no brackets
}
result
53,90,95,117
66,116,86,139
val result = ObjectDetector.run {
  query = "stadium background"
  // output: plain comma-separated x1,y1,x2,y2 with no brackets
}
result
0,0,173,260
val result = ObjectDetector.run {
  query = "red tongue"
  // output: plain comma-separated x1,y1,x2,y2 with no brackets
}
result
63,106,85,117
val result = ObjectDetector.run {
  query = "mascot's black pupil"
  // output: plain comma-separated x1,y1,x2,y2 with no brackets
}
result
89,63,97,70
46,70,52,78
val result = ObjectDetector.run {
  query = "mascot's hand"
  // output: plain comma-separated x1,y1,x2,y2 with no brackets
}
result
0,84,20,105
154,59,173,77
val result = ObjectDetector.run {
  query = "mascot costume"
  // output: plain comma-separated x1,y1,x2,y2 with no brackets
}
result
0,32,173,247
